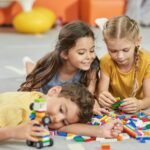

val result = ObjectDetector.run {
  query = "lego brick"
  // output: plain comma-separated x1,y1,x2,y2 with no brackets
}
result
101,144,111,150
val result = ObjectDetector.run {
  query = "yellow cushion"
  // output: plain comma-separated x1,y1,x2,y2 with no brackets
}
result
13,7,56,34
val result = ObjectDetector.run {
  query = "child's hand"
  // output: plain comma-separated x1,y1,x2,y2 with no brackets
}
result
119,97,140,113
100,119,123,138
13,120,46,141
93,100,109,115
98,91,116,108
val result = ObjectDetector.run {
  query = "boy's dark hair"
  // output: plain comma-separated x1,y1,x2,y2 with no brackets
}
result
18,20,99,92
59,83,95,123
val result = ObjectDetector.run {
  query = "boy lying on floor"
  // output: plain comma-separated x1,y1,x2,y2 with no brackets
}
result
0,83,123,141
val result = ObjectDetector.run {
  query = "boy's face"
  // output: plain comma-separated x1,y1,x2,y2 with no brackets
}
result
44,87,80,129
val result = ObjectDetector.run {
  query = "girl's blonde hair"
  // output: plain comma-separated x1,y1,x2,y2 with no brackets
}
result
103,16,139,42
103,16,140,97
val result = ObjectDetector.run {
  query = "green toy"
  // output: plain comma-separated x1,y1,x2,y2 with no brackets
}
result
112,97,125,110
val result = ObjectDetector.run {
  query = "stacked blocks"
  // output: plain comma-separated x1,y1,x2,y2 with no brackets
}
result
27,98,53,149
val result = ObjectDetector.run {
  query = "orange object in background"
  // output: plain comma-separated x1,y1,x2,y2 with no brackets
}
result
35,0,79,24
0,0,79,25
79,0,126,26
0,0,126,26
0,2,21,25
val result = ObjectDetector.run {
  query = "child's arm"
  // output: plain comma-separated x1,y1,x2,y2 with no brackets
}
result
120,78,150,113
87,69,97,94
87,70,110,115
58,119,123,138
0,120,45,141
97,71,116,108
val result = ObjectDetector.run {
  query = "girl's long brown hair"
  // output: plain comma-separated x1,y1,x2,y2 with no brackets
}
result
19,21,100,91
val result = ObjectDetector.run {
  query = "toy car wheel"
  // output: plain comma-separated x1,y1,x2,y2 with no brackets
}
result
42,116,51,125
26,140,33,146
33,123,40,127
49,139,54,146
35,141,43,149
30,103,34,110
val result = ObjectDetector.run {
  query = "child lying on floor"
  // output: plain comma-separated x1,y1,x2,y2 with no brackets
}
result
0,83,123,141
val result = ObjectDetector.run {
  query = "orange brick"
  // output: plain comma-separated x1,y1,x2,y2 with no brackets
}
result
117,134,123,141
101,144,111,150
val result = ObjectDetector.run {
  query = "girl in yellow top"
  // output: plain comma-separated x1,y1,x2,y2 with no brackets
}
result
97,16,150,114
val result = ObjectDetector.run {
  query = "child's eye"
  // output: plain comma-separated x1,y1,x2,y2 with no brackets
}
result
78,52,84,55
111,51,117,53
123,49,129,52
62,119,69,126
109,49,117,53
90,49,95,53
60,105,64,113
62,120,67,126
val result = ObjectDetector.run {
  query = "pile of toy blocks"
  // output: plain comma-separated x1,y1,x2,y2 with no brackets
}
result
54,111,150,143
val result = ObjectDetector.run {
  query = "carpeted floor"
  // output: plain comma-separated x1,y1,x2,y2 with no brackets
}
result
0,26,150,150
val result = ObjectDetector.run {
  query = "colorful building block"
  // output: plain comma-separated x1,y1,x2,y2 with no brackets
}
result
26,98,53,149
112,100,125,110
101,144,111,150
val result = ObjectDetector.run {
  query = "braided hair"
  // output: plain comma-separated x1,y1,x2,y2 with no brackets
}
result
103,16,140,97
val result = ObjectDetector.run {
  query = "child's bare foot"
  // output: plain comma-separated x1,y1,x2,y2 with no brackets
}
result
23,56,35,75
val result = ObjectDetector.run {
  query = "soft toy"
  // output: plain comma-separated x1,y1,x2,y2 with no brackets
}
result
13,7,56,34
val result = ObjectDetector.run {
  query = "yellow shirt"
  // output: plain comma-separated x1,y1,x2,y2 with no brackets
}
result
100,49,150,99
0,91,43,127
